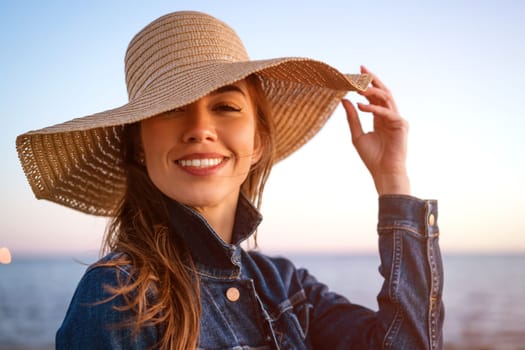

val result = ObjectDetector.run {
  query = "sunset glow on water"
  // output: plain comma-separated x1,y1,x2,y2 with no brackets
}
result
0,247,12,265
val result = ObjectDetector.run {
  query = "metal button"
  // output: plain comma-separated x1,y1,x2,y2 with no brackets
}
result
428,213,435,226
226,287,240,302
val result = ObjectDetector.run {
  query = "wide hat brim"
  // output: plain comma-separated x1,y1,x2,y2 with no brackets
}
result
16,48,370,217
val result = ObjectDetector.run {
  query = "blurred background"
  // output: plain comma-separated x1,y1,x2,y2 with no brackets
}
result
1,1,524,349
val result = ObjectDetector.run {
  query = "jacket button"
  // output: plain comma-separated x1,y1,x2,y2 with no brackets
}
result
428,213,436,226
226,287,240,302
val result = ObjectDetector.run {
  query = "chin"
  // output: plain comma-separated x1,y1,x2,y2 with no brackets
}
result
168,190,236,210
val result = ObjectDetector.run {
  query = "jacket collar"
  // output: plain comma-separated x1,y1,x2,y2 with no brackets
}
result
165,194,262,279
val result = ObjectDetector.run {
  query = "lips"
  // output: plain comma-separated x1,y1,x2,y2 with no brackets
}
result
174,153,229,174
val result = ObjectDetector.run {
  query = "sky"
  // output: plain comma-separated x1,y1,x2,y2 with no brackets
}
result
1,0,524,257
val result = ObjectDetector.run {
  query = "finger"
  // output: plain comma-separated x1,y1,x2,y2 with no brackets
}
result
342,99,364,142
360,66,398,111
357,102,403,122
361,65,389,91
359,86,396,110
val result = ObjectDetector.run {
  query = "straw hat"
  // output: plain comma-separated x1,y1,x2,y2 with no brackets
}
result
16,11,371,216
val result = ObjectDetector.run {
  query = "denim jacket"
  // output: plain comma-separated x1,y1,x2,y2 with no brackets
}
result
56,195,444,349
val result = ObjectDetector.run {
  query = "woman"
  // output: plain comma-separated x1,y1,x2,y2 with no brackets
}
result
16,11,443,349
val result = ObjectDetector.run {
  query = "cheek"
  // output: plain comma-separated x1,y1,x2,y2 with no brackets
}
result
231,122,257,159
141,120,170,158
140,121,175,186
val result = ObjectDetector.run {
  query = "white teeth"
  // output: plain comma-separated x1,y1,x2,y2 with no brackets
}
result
179,158,222,168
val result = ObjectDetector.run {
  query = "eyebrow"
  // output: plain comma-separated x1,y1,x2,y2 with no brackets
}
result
210,84,246,96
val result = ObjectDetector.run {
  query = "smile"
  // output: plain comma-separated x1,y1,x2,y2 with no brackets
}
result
177,158,224,168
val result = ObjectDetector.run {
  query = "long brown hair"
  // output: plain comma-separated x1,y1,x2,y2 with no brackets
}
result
99,74,275,349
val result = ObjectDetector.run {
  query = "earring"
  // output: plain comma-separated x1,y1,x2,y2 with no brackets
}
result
137,153,145,165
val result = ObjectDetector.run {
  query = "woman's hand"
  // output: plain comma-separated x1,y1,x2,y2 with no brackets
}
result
342,66,410,195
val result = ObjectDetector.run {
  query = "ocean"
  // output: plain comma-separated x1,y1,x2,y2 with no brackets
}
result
0,254,524,350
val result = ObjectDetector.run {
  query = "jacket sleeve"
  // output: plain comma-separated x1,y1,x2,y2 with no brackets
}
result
304,195,444,350
56,264,159,350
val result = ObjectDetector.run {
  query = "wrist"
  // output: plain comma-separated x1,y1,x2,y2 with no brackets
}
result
374,173,411,195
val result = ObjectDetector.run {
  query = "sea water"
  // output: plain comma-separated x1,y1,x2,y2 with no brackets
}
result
0,254,524,350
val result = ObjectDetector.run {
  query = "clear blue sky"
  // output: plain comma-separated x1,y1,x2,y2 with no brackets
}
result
1,0,524,256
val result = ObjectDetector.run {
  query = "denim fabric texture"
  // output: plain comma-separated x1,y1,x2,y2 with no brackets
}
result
56,195,444,349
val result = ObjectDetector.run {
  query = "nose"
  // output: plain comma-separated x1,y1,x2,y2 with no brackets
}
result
181,108,218,143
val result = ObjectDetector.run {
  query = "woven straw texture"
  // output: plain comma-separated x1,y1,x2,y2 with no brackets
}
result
16,11,371,216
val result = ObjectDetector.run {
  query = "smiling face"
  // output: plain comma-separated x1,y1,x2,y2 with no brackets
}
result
140,80,261,213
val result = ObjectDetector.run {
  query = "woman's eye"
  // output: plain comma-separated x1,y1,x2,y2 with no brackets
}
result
215,104,241,112
160,107,186,118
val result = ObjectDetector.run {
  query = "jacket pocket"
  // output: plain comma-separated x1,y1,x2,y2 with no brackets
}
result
276,289,312,341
